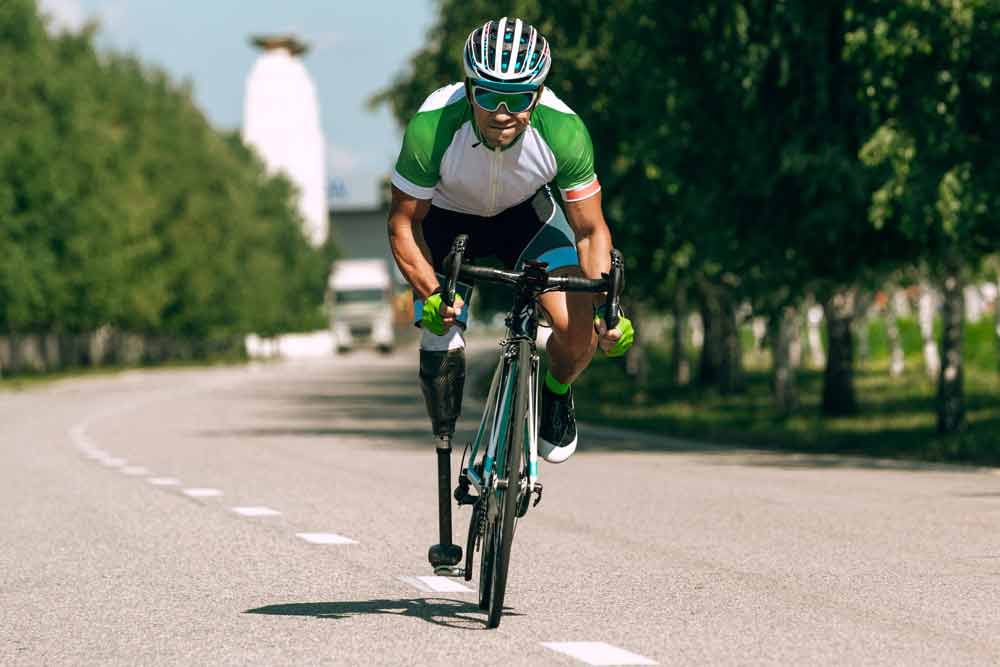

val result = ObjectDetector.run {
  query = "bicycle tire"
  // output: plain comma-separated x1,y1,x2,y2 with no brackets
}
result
477,508,493,610
486,339,530,628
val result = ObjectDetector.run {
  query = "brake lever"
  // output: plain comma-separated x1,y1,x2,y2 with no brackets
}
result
443,235,468,307
604,249,624,330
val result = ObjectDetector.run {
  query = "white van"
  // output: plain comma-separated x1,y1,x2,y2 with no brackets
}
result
326,259,395,354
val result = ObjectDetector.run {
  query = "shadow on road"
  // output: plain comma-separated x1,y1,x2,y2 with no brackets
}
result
197,352,998,473
244,597,520,630
699,451,993,474
196,372,481,449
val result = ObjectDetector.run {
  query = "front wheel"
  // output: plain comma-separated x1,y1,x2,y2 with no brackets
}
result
477,506,494,611
486,340,530,629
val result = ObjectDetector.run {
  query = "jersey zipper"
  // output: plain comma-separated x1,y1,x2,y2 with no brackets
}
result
490,145,503,215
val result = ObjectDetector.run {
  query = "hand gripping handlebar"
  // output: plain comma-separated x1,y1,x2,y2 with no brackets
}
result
442,235,625,330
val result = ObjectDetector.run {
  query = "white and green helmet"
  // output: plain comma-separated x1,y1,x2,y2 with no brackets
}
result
463,17,551,86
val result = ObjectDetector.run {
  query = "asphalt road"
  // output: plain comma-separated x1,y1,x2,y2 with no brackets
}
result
2,343,999,665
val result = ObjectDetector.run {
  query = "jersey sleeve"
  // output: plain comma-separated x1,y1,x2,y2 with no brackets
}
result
391,84,468,201
553,117,600,202
391,111,442,200
534,96,602,203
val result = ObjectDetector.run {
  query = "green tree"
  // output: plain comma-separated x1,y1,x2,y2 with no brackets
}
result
852,0,1000,432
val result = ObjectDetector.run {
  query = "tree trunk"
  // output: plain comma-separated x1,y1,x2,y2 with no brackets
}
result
751,316,767,365
918,283,940,380
853,292,874,369
822,290,858,416
698,289,723,388
806,301,826,368
718,299,745,394
937,275,965,434
42,334,60,372
769,306,799,414
789,311,803,368
964,285,984,323
698,285,743,393
669,286,690,386
884,292,905,377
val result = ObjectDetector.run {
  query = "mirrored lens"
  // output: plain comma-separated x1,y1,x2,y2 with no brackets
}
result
473,87,535,113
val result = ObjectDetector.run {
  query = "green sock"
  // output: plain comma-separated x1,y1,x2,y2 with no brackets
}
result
545,369,570,395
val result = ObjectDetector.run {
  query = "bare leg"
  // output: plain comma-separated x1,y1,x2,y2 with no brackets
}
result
538,267,598,384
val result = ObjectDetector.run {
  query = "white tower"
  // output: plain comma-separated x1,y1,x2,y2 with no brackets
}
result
243,35,328,247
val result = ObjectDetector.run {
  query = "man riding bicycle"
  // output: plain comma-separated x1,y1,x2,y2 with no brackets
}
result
387,17,635,566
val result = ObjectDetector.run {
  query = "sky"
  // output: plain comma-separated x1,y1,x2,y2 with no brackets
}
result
36,0,438,208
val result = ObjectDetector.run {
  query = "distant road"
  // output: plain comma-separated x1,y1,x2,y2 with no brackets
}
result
2,347,999,665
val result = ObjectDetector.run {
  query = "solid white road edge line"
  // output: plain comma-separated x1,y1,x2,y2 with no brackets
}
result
296,532,357,545
540,642,658,666
398,576,474,594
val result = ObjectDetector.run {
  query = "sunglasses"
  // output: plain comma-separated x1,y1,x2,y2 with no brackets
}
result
470,84,540,113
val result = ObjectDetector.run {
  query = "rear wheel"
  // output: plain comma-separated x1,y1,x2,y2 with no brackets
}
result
486,340,530,629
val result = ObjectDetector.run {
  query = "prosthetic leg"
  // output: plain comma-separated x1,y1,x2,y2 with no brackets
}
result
419,346,466,574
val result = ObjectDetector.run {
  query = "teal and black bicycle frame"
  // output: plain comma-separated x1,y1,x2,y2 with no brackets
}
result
456,266,541,630
464,285,542,502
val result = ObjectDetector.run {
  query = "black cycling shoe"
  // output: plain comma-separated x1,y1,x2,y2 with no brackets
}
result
538,384,577,463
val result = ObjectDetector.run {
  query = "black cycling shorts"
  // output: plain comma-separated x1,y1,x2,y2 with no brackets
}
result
414,186,579,328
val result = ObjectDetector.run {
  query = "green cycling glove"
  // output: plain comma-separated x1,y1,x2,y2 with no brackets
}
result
593,306,635,358
421,291,449,336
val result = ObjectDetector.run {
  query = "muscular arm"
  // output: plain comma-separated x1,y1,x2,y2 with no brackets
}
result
387,185,437,299
563,191,614,305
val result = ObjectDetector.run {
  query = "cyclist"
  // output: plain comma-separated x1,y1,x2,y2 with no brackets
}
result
388,17,635,464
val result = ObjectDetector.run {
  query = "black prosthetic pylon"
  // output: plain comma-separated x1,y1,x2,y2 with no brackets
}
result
420,348,466,573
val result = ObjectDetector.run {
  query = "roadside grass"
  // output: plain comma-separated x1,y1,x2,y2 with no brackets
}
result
568,317,1000,467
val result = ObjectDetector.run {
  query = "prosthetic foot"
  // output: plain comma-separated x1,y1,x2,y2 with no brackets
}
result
420,349,466,575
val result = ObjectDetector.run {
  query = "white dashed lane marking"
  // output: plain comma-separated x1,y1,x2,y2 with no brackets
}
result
183,488,223,498
296,532,357,545
148,477,181,486
540,642,657,666
232,506,281,517
121,466,149,476
101,457,127,468
398,576,474,594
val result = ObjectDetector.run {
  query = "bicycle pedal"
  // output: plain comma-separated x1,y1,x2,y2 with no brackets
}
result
532,482,544,507
433,565,466,578
428,543,462,568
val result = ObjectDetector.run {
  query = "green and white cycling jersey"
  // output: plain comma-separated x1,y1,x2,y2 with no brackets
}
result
391,83,601,216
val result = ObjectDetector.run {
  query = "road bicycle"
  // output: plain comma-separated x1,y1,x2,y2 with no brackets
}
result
430,234,624,628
